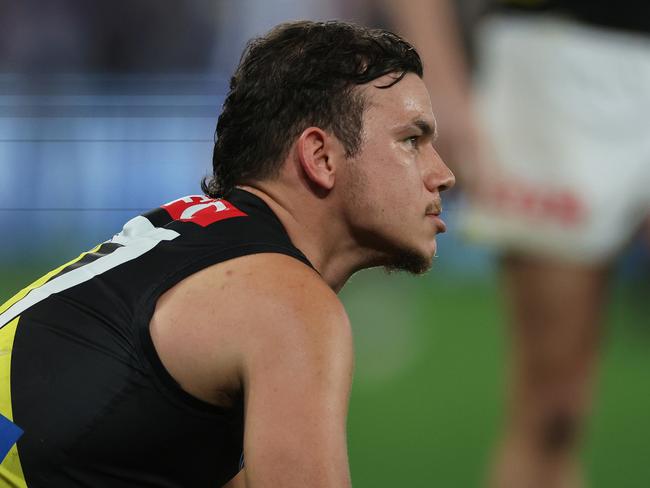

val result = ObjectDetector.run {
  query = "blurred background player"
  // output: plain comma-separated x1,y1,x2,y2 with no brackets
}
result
383,0,650,486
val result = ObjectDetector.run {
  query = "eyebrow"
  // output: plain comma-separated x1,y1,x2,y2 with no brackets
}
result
414,119,437,141
397,118,438,141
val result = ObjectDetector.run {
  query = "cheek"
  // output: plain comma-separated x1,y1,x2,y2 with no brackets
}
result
374,172,423,218
351,148,424,218
387,166,425,208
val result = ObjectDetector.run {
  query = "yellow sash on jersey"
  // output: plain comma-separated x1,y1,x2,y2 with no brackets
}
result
0,245,101,320
0,246,101,488
0,317,27,488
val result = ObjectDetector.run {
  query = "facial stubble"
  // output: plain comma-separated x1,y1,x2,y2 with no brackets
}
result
346,163,435,276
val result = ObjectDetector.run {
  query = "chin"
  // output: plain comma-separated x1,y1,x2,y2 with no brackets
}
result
383,246,434,275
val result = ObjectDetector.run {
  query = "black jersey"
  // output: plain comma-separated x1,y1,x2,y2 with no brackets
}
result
0,189,312,488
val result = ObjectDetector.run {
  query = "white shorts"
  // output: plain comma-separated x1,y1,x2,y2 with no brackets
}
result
461,14,650,263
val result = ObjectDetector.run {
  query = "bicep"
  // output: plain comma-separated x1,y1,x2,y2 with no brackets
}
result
240,287,353,488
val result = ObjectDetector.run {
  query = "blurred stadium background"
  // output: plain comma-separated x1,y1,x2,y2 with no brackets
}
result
1,1,649,486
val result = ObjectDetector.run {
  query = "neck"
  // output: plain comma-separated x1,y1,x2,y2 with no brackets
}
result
237,184,372,293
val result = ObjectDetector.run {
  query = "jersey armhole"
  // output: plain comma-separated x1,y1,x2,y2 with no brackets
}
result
133,243,315,416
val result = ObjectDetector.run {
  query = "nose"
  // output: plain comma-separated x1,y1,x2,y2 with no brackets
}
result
424,148,455,193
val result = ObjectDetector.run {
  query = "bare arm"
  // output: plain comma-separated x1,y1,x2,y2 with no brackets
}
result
238,257,354,487
151,253,353,488
383,0,470,104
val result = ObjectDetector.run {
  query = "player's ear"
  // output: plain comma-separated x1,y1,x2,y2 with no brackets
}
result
296,127,338,191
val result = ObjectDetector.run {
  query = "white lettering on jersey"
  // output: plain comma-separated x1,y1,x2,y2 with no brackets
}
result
0,216,179,328
179,201,227,220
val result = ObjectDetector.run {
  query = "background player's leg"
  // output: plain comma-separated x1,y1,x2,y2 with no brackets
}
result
490,254,610,488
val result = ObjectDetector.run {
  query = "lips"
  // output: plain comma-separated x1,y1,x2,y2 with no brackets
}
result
426,213,447,233
425,199,446,233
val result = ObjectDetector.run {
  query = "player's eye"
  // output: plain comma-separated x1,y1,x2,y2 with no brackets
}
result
404,135,419,148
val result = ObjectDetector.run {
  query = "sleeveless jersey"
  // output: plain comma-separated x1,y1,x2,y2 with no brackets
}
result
0,189,313,487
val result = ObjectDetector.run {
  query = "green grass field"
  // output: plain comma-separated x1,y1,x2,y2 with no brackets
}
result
342,270,650,487
2,264,649,487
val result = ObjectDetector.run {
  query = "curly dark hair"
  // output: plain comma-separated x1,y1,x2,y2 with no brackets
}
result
202,20,423,197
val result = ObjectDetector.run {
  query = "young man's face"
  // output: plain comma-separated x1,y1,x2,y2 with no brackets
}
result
343,73,455,273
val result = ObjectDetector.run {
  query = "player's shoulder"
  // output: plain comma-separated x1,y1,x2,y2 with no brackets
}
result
150,252,351,404
224,254,353,392
204,252,348,326
157,252,348,335
201,252,350,354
